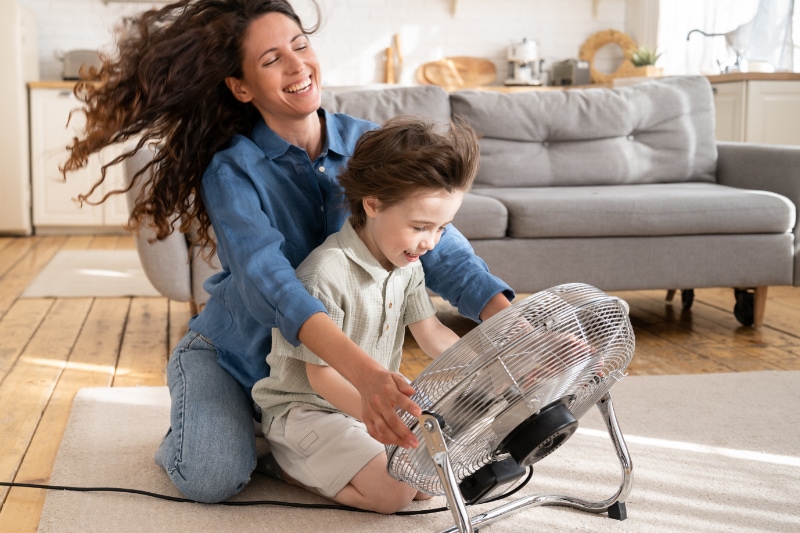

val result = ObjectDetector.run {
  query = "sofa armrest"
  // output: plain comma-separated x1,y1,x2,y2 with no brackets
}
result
716,141,800,286
124,147,193,302
717,142,800,231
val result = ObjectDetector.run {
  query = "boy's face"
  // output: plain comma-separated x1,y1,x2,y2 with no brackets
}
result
359,188,465,271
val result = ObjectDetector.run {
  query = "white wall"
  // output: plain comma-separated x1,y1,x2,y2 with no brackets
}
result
19,0,628,85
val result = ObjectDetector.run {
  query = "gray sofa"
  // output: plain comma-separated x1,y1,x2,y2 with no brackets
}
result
126,76,799,326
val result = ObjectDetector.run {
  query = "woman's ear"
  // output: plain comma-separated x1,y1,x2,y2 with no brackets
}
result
363,197,382,218
225,77,253,104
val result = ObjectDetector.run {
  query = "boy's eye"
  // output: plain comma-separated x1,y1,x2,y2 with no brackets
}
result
413,226,426,232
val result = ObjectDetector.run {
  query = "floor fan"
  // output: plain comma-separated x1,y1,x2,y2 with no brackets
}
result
387,283,636,533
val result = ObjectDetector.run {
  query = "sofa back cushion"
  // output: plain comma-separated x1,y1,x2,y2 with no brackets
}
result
450,76,718,188
321,85,452,125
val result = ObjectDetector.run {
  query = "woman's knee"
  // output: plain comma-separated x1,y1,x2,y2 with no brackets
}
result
164,448,256,503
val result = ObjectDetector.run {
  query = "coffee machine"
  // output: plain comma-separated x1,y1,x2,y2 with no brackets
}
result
504,38,544,86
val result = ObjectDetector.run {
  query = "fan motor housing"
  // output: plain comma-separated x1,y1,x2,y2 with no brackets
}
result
500,399,578,467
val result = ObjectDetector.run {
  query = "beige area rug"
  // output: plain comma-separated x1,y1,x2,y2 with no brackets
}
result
38,371,800,533
22,250,160,298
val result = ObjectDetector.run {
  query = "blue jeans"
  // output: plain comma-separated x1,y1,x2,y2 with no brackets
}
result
155,330,257,503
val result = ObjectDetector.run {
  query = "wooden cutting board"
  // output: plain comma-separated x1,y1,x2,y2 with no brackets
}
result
417,57,497,90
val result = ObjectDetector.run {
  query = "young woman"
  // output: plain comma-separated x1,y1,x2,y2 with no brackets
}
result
64,0,513,503
253,116,478,513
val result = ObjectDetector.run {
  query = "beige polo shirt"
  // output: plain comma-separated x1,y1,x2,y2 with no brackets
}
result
252,220,436,428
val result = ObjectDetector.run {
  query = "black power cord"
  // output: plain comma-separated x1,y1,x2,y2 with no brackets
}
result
0,467,533,516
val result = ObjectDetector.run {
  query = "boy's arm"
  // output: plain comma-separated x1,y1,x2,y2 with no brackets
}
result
407,315,461,359
306,362,364,421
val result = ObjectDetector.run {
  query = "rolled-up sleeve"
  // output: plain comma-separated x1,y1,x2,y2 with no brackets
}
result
420,224,514,322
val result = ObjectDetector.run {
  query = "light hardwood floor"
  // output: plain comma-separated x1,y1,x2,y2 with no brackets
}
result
1,233,799,532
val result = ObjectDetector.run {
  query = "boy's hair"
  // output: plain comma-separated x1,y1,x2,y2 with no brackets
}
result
338,115,480,230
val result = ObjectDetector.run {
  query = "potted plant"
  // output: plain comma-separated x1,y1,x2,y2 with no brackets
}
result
629,46,663,77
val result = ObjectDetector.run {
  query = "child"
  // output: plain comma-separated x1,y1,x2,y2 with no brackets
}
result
252,115,480,514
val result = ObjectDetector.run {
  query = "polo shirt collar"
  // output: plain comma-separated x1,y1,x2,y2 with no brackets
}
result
249,109,352,161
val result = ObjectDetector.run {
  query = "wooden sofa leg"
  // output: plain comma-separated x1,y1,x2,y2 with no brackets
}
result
753,286,768,327
665,289,676,302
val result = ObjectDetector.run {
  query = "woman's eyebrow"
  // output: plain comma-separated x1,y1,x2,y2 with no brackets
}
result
257,34,306,61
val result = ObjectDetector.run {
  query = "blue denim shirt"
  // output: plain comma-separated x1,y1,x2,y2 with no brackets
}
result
189,109,514,392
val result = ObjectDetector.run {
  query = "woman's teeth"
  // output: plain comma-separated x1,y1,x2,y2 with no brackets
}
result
285,78,311,93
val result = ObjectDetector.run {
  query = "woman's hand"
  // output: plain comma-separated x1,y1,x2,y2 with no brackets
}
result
298,312,421,448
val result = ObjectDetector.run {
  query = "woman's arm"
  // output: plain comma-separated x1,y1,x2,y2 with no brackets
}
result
420,225,514,322
407,316,460,359
480,292,513,321
298,312,422,449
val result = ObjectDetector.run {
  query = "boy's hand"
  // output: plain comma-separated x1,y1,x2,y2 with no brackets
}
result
358,370,421,449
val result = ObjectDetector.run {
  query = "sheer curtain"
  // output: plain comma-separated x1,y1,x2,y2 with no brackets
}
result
656,0,796,75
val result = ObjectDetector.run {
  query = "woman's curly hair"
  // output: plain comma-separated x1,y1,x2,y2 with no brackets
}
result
64,0,318,256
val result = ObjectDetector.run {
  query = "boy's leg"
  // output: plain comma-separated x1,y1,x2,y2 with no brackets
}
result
155,330,257,503
267,406,417,514
333,451,418,514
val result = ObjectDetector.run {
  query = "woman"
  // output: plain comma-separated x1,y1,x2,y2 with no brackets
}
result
65,0,513,503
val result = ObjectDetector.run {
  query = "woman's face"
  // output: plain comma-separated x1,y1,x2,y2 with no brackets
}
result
226,12,321,125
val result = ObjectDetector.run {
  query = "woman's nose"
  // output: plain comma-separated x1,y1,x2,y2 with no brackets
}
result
285,51,304,73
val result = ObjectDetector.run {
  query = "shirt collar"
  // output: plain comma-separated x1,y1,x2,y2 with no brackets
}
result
249,108,352,161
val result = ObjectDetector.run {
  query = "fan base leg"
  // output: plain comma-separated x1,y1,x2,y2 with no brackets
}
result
607,501,627,520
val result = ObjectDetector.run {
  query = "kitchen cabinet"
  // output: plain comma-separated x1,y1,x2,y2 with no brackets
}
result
29,85,129,232
709,74,800,146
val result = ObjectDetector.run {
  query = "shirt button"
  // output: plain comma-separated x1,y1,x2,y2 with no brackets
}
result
388,302,393,308
385,324,390,331
318,166,326,172
320,206,324,212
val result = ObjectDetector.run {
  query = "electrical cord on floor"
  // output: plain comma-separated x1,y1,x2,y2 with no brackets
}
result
0,467,533,516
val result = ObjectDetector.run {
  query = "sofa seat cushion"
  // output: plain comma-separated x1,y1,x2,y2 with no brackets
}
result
450,76,718,188
472,183,796,239
453,193,508,239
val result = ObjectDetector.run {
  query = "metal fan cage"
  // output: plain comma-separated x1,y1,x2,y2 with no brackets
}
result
387,283,635,495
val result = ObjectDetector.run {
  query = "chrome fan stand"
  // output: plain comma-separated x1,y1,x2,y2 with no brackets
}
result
420,391,633,533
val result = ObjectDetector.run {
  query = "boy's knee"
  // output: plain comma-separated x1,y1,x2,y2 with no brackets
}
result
371,483,418,515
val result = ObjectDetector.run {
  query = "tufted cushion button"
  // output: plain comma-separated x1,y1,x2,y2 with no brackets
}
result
627,134,635,141
542,141,549,148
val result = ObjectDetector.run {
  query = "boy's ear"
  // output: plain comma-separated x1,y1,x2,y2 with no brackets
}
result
363,197,381,218
225,76,253,103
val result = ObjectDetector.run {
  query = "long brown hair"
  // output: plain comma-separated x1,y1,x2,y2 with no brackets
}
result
64,0,318,255
337,115,480,230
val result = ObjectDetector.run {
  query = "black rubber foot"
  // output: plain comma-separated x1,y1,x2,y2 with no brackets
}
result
734,288,755,326
681,289,694,310
607,501,627,521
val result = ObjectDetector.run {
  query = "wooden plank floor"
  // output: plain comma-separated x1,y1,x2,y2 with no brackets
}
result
1,233,799,532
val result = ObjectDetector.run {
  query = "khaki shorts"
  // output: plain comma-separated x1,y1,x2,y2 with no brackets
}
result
267,406,385,498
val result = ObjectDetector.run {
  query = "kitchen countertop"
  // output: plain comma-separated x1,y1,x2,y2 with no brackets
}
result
705,72,800,83
28,80,82,89
30,73,800,93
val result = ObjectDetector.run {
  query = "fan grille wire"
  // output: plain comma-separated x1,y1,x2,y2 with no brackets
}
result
387,283,635,495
